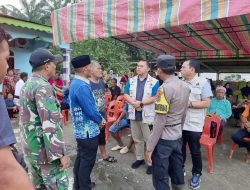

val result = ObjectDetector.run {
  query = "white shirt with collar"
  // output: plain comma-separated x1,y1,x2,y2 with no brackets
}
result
15,79,25,97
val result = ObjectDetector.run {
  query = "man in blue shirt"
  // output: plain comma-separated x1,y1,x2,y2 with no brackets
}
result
0,27,33,190
70,55,106,190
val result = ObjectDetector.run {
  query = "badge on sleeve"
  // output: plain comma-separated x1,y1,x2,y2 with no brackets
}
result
155,86,169,114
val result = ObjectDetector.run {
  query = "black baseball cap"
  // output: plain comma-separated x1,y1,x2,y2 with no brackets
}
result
156,55,176,69
29,48,63,69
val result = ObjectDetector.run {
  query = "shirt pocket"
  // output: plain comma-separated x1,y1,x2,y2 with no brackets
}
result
190,87,202,101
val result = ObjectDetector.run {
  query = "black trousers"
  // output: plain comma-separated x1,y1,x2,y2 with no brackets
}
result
182,130,202,175
73,136,98,190
152,138,184,190
232,129,250,151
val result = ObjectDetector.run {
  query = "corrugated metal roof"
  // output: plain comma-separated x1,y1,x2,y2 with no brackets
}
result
0,15,52,33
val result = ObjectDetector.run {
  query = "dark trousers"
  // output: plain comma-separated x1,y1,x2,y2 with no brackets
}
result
152,138,184,190
73,136,98,190
182,130,202,175
232,107,245,120
232,129,250,151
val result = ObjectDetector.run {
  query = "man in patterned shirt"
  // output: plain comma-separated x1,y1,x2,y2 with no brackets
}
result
19,48,69,190
69,55,106,190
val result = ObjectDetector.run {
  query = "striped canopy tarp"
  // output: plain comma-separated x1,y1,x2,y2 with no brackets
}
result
51,0,250,59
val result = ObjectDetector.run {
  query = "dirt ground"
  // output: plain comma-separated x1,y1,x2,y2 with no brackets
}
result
12,117,250,190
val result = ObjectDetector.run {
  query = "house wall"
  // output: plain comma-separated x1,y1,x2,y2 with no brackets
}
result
11,47,33,75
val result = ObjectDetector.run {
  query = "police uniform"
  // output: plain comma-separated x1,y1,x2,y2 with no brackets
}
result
147,55,190,190
19,49,68,190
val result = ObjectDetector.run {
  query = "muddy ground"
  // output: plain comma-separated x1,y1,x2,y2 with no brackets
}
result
12,118,249,190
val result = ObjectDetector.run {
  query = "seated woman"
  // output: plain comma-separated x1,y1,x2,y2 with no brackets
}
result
232,104,250,164
5,93,19,118
232,94,250,127
207,86,232,136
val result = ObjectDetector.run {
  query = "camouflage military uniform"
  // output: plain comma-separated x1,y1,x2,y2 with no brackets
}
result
19,73,68,190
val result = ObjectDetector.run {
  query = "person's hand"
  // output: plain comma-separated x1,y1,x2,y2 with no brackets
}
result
59,156,70,171
100,118,106,129
102,118,106,125
135,107,143,112
232,105,237,109
145,151,152,165
132,100,141,108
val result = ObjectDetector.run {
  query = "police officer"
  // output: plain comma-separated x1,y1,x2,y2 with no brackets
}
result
19,48,69,190
146,55,190,190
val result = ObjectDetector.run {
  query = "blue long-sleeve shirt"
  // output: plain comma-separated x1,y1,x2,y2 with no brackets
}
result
69,76,102,139
207,97,232,121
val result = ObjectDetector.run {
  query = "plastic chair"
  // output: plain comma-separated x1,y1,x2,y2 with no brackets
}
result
229,137,250,159
117,95,126,104
61,109,69,127
105,101,121,142
200,114,221,174
105,94,112,108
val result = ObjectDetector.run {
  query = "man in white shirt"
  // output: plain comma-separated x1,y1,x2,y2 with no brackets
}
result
14,72,28,105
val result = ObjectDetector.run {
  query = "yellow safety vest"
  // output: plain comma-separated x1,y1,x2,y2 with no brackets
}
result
155,86,170,114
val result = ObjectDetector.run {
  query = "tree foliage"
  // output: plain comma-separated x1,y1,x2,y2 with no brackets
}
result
0,0,147,74
71,38,145,74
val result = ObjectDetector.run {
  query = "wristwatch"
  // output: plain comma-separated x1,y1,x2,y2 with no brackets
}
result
140,102,144,108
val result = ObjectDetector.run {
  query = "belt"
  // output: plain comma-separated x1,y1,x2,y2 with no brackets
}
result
165,123,182,127
14,95,19,99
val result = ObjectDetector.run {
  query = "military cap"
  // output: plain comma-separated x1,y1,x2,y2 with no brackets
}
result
156,55,176,69
29,48,63,69
71,55,91,69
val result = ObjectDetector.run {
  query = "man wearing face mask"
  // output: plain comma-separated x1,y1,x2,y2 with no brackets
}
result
146,55,190,190
19,48,69,190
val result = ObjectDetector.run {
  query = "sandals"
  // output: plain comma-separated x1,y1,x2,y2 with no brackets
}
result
103,155,117,163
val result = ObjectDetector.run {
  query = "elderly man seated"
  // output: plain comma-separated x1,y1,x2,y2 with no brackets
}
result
232,104,250,164
207,86,232,136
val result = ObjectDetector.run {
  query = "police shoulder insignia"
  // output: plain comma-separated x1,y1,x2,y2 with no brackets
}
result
155,86,170,114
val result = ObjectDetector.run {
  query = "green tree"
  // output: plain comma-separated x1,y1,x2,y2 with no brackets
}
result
0,0,48,24
71,39,133,75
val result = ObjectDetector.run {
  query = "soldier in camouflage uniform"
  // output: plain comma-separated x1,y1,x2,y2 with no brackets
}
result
19,48,69,190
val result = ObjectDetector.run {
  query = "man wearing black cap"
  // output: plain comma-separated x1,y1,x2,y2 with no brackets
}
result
69,55,106,190
19,48,69,189
146,55,190,190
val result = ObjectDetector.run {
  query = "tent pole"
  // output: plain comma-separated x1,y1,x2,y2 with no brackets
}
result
62,48,72,86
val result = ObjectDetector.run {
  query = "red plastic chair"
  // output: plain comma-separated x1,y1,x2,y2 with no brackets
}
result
61,109,70,127
105,94,112,108
229,137,250,159
200,114,221,174
117,95,126,104
105,101,121,142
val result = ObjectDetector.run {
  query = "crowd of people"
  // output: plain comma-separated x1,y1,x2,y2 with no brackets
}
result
0,26,250,190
